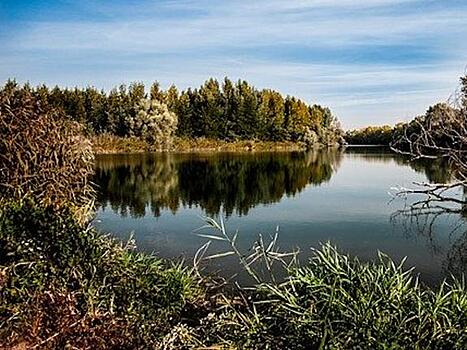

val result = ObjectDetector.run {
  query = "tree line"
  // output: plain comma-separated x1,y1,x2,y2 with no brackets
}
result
345,125,394,145
2,78,344,146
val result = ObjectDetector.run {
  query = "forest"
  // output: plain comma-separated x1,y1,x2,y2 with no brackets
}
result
2,78,344,148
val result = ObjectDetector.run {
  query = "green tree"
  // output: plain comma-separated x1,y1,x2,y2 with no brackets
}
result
235,80,259,139
258,89,285,140
0,77,343,146
149,81,165,102
198,79,224,138
221,77,239,140
165,84,179,112
176,90,195,138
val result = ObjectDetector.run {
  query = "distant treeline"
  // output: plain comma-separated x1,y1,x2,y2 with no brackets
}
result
345,118,458,147
345,102,465,148
346,74,466,148
345,125,394,145
2,78,344,146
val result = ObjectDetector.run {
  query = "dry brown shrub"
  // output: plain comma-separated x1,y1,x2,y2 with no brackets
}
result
0,82,94,222
1,286,132,349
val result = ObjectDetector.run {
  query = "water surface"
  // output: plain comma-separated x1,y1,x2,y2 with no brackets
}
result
93,147,466,285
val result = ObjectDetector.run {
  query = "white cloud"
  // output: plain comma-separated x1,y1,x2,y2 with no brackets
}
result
10,6,466,52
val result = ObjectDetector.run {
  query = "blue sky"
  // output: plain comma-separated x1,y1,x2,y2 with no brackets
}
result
1,0,466,128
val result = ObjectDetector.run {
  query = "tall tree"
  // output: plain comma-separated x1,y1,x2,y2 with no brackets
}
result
150,81,165,102
235,80,259,139
198,79,224,138
0,77,343,145
258,89,285,141
221,77,238,140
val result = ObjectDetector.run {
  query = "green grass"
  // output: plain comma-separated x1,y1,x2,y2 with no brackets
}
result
195,218,467,349
220,245,467,349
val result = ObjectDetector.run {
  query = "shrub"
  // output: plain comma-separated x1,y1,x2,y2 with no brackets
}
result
92,133,155,154
126,98,178,147
0,81,94,222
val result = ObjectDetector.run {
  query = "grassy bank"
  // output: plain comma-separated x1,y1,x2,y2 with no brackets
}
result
1,202,466,348
0,200,210,348
92,134,308,154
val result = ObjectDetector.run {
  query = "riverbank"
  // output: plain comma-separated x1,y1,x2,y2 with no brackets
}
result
2,202,466,349
92,134,310,154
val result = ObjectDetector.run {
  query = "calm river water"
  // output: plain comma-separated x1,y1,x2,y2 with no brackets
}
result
93,147,466,285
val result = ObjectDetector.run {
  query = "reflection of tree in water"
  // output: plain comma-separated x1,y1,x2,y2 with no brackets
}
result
390,176,466,281
177,150,341,216
95,150,342,217
347,148,465,279
95,154,179,217
443,188,467,278
345,146,453,184
445,229,467,278
404,158,453,184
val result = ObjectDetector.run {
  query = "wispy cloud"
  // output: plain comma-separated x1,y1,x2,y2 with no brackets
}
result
1,0,466,128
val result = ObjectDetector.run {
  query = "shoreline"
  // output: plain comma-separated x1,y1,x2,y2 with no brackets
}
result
92,135,328,155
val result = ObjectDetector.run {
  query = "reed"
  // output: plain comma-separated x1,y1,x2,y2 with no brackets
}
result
0,82,94,223
1,209,465,348
197,218,467,349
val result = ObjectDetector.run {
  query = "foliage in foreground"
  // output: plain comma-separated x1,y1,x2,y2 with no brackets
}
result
1,204,466,349
222,246,466,349
195,219,467,349
0,200,204,349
